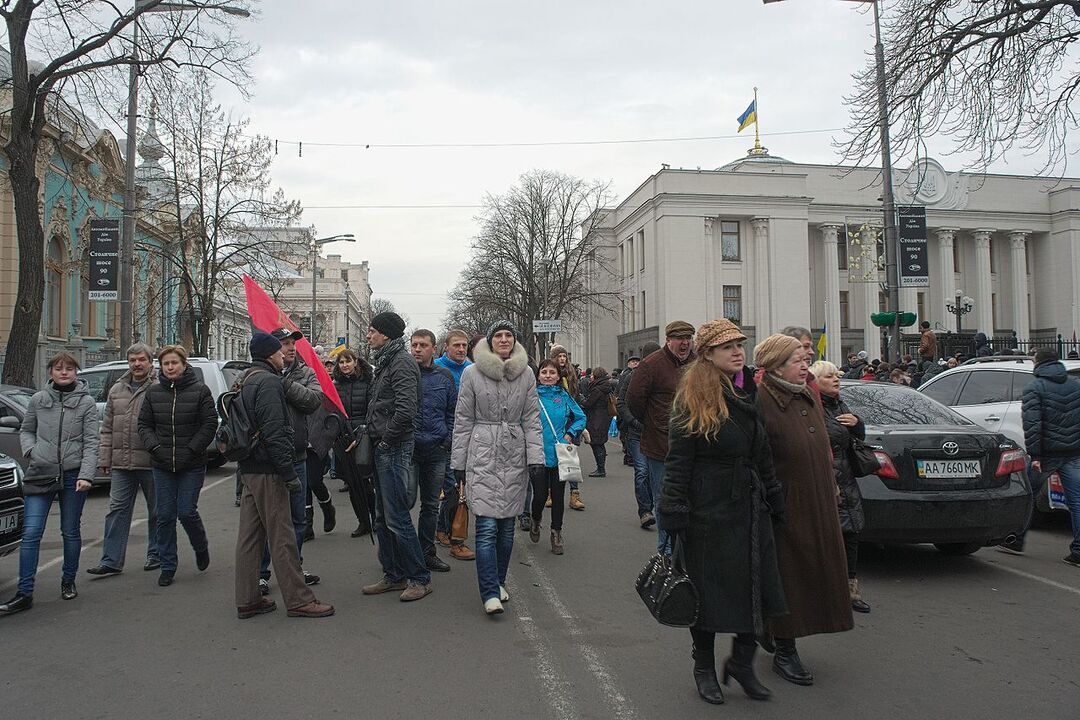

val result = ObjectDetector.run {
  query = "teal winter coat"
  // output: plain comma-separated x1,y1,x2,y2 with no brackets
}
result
537,384,586,468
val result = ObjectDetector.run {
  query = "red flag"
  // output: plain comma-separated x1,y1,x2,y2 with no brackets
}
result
242,274,348,417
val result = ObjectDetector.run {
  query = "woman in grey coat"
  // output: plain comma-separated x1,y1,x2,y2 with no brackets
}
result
451,320,544,615
0,352,99,616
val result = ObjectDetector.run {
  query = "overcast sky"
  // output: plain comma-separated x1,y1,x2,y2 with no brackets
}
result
223,0,1070,329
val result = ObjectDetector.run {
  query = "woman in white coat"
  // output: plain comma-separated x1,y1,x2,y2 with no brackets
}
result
451,321,544,615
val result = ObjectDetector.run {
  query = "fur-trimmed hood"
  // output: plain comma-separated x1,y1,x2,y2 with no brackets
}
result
473,339,530,382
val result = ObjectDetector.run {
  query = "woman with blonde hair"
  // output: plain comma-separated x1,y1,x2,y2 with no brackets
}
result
658,319,786,705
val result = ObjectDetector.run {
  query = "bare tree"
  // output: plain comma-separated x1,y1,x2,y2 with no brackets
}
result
840,1,1080,173
444,169,615,358
0,0,254,386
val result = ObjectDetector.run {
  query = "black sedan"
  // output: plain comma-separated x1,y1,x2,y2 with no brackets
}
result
840,380,1031,555
0,451,23,557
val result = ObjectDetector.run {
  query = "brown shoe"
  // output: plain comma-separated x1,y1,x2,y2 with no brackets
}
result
450,543,476,561
435,531,451,548
399,581,433,602
361,576,408,595
287,600,335,618
551,530,564,555
569,490,585,511
237,597,277,619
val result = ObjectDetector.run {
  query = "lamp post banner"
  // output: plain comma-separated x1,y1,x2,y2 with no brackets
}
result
898,206,929,288
88,219,120,301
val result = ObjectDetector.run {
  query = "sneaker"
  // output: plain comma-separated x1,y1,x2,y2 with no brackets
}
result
303,571,321,586
1063,553,1080,568
143,558,161,571
588,470,606,478
86,564,122,577
61,581,78,600
258,578,270,596
639,512,656,529
500,585,510,602
996,539,1025,555
362,576,408,595
237,597,277,619
435,531,451,548
399,581,433,602
450,543,476,561
484,597,504,615
287,600,335,618
426,555,451,573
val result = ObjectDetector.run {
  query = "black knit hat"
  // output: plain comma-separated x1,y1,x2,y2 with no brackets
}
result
249,331,282,360
1034,347,1060,367
370,311,406,340
486,319,519,346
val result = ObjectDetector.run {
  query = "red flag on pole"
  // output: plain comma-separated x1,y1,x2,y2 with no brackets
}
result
242,274,348,417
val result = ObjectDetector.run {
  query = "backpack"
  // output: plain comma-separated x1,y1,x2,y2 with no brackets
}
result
215,368,266,462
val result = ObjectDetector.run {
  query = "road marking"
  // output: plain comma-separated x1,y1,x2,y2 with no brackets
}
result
982,560,1080,597
522,546,641,720
507,581,581,720
1,473,231,593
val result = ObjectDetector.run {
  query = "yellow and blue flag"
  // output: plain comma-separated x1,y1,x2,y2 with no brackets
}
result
737,99,757,133
817,321,827,359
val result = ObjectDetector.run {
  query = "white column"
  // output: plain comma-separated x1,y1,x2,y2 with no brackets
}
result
860,225,880,357
972,229,995,334
703,218,716,318
936,228,958,325
750,217,771,335
1009,231,1031,340
819,223,843,365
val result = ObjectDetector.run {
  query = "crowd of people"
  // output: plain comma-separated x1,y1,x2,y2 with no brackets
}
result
3,311,1078,708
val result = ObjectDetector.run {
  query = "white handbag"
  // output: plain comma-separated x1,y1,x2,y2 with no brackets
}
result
540,401,583,484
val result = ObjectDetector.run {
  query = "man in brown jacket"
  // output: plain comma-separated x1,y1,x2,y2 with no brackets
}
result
86,344,160,576
626,320,695,553
918,321,937,362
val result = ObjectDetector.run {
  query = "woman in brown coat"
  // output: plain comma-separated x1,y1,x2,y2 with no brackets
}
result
754,334,853,686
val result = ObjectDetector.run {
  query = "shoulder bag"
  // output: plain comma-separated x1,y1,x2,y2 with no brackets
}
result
450,480,470,542
635,534,698,627
540,400,583,484
848,436,880,477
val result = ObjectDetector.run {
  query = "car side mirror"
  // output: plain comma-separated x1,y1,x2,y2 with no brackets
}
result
0,416,19,429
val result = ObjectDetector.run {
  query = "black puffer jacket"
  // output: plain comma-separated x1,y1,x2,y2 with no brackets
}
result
137,365,217,472
334,367,372,436
366,339,420,445
821,392,867,534
237,360,298,482
1022,361,1080,465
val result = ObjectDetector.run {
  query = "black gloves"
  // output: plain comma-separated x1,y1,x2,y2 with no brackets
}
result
454,469,466,486
284,476,302,493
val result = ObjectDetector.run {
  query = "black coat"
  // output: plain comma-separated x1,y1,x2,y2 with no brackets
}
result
366,341,420,445
658,389,787,635
582,376,612,445
821,393,867,535
1022,361,1080,466
334,371,372,436
137,365,217,472
237,360,298,482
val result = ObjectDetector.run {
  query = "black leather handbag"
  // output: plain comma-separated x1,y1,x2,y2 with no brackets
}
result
848,437,880,477
354,430,374,473
635,536,698,628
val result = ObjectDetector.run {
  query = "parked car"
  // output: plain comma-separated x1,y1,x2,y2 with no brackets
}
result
0,451,24,557
0,384,36,471
840,380,1031,555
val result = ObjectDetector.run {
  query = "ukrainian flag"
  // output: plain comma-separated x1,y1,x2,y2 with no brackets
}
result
737,100,757,133
817,321,827,359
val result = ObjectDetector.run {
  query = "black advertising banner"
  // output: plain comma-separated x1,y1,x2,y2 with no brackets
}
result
88,219,120,301
897,206,929,288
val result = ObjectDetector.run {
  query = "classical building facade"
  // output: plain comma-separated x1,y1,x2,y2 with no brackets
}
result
567,153,1080,369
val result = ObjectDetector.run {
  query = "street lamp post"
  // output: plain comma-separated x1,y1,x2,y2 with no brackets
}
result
310,233,355,345
946,289,974,334
120,0,251,352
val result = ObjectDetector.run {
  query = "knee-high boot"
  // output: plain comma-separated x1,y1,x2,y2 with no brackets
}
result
690,629,725,704
722,634,771,700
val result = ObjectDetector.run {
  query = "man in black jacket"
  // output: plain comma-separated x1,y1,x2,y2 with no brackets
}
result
235,332,333,619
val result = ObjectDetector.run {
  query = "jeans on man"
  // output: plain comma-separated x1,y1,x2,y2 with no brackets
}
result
627,437,651,517
153,466,209,574
410,443,447,559
1055,456,1080,555
99,468,158,570
474,515,515,602
647,456,671,554
260,460,307,581
373,439,431,584
18,470,87,596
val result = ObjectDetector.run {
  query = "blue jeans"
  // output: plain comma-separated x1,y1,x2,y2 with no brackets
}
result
373,440,431,584
1055,456,1080,555
153,467,209,574
474,515,515,602
100,468,158,569
410,443,447,559
260,460,307,580
627,437,652,517
18,470,87,595
647,457,671,553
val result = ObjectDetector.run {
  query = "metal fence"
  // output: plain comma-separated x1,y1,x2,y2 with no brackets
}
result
901,330,1078,361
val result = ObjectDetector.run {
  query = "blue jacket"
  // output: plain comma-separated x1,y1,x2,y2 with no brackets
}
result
415,363,457,448
434,354,472,388
537,384,586,468
1022,361,1080,464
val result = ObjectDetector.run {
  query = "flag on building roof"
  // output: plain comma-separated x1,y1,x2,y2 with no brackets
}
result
737,99,757,133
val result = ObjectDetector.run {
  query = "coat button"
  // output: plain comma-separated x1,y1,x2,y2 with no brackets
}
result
800,409,808,416
808,426,816,433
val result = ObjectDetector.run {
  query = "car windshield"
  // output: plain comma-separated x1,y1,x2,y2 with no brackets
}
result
841,383,974,427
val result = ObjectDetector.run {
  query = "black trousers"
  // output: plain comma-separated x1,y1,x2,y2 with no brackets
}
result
305,450,330,506
530,466,566,531
690,629,756,661
843,532,859,579
591,443,607,473
333,446,374,528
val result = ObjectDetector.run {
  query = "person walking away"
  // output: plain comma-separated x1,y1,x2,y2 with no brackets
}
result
451,321,544,614
754,335,853,686
582,367,613,477
235,332,333,619
86,343,160,577
1016,348,1080,565
361,312,432,602
409,329,457,573
810,361,872,613
626,320,696,553
617,349,658,528
531,359,586,554
434,330,476,560
550,344,586,510
659,318,786,705
332,349,376,538
0,353,98,616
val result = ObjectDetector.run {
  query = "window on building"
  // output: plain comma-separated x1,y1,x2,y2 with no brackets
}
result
1028,293,1033,331
917,293,926,327
838,229,848,269
640,290,646,327
628,236,635,276
628,294,636,330
620,244,626,278
723,285,742,324
638,229,645,271
989,239,996,273
953,240,961,272
1025,242,1032,274
46,236,65,337
721,221,740,261
839,291,850,328
992,293,998,330
316,268,325,279
341,269,349,281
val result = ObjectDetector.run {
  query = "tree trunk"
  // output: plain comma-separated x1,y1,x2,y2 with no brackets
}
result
3,141,45,389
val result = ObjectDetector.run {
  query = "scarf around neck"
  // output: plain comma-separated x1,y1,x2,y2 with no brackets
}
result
373,336,406,370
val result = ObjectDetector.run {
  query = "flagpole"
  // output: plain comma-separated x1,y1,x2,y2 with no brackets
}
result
753,86,761,152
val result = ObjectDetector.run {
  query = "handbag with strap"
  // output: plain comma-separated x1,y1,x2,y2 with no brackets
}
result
450,481,470,542
848,436,880,477
354,431,374,473
540,399,583,484
635,534,699,628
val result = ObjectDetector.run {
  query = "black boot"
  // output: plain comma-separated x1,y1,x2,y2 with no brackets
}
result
320,498,336,533
303,506,315,542
722,634,771,700
773,638,813,686
0,592,32,615
691,631,725,705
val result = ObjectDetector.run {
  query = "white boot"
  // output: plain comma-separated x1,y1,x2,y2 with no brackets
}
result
484,597,504,615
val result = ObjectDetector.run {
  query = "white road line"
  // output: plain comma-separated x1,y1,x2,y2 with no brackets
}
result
508,581,581,720
982,560,1080,597
1,473,231,593
522,546,641,720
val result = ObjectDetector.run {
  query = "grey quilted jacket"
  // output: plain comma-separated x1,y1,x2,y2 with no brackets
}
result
20,380,100,492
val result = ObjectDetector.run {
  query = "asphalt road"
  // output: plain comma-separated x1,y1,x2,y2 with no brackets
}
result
2,445,1078,719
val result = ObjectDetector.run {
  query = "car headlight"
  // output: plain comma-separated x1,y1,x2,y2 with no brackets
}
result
13,463,23,486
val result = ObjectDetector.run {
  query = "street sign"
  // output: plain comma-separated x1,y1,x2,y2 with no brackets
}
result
87,219,120,301
533,319,562,334
897,206,930,288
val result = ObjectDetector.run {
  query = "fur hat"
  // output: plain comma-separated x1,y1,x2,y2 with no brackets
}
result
249,331,282,360
664,320,695,338
549,343,568,359
753,334,803,371
370,311,406,340
486,319,519,346
696,318,746,351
